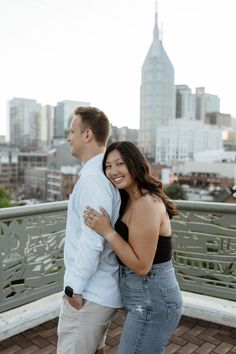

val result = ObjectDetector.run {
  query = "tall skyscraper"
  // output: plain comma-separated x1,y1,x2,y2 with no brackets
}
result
139,7,175,161
54,100,90,138
9,98,42,151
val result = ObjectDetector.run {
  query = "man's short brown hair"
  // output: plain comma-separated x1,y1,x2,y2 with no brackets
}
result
74,106,110,146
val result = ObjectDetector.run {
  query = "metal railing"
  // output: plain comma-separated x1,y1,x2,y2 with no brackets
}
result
172,201,236,301
0,200,235,313
0,202,67,312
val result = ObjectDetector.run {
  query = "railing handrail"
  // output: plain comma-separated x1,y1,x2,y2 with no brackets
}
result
0,200,68,219
175,200,236,213
1,199,236,220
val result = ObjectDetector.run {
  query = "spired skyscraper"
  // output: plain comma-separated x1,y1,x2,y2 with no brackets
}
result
139,7,175,162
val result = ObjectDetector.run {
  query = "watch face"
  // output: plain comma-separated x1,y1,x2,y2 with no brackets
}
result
65,286,73,297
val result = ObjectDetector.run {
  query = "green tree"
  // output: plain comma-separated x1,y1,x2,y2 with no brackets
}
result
0,186,12,208
164,183,188,200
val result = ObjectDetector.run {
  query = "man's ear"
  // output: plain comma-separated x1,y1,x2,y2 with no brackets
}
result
85,128,94,142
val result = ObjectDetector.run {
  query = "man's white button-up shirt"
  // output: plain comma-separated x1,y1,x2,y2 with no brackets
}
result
63,153,122,308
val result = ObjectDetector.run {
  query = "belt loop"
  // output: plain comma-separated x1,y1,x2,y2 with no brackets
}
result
121,267,126,277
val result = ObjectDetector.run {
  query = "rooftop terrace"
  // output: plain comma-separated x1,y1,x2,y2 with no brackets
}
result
1,312,236,354
0,200,235,353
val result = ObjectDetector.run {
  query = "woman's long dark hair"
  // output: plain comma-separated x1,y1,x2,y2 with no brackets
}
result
103,141,178,219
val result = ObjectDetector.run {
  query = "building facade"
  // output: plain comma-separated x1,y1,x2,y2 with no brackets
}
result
0,144,18,195
47,166,78,202
195,87,220,122
155,119,223,164
110,126,138,145
18,152,48,186
9,98,42,151
41,105,54,148
24,167,47,200
176,85,195,120
54,100,90,138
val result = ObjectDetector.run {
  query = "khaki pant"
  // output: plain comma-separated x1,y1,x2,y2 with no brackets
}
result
57,296,116,354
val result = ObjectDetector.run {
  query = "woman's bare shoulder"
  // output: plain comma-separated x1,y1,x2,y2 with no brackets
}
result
131,193,165,217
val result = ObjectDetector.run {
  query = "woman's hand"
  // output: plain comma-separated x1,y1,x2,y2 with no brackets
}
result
83,206,114,238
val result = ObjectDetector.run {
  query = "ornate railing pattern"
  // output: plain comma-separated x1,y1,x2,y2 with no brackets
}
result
0,202,67,312
0,200,235,313
172,201,236,301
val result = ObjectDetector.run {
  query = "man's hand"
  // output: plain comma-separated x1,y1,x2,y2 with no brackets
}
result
66,295,84,310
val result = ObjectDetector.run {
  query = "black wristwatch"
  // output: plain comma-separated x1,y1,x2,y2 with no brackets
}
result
65,286,81,298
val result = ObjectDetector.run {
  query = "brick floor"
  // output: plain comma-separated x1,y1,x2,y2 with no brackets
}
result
0,312,236,353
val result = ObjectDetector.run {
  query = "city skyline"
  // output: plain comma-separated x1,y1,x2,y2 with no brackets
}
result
1,0,236,137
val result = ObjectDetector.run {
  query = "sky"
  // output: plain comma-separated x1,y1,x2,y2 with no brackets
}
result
0,0,236,137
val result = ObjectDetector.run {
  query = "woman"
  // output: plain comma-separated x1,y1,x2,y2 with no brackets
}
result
83,141,183,354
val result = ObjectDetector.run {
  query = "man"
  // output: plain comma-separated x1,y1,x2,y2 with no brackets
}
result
57,107,122,354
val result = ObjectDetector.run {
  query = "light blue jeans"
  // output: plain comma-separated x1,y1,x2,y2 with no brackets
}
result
118,260,183,354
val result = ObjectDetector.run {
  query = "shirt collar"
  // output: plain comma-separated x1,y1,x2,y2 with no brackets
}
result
79,153,104,175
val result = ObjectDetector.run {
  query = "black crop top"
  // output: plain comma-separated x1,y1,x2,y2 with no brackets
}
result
114,218,172,267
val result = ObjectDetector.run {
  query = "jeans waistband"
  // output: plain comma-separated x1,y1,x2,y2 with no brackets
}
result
119,260,173,277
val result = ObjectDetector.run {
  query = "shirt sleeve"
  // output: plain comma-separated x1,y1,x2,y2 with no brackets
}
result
68,173,114,294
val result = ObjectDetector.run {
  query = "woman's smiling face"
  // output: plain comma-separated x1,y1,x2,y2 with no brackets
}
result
104,149,134,190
